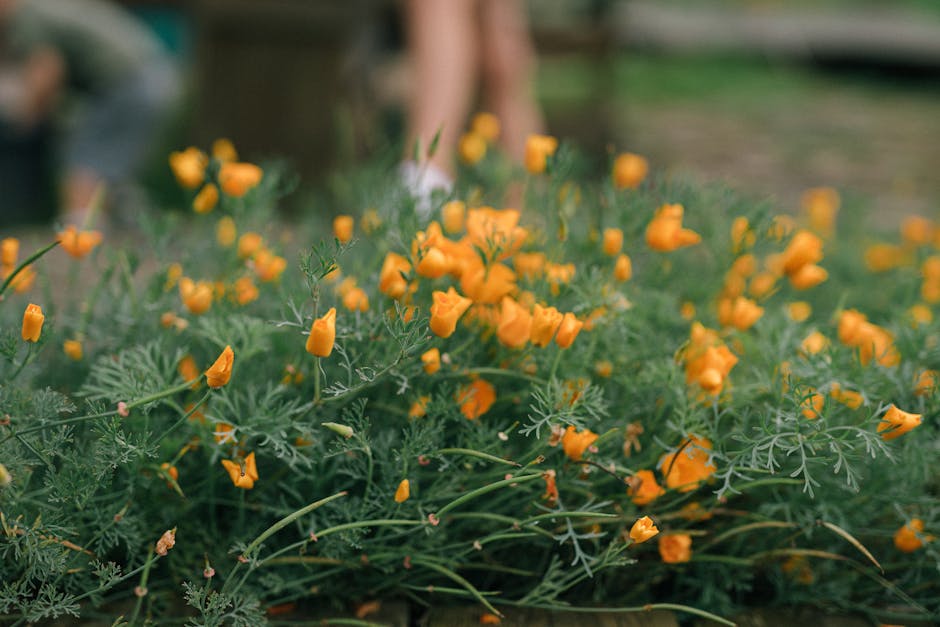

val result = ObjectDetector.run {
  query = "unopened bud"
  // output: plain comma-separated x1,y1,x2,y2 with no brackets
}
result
321,422,354,438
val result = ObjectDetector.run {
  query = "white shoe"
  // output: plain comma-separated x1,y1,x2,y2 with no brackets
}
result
399,160,453,220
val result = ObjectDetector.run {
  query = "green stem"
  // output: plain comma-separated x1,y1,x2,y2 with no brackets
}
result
433,473,542,520
494,601,735,626
257,519,424,567
151,390,212,447
0,240,59,298
410,558,502,617
548,349,564,381
8,343,34,382
434,448,521,467
129,548,155,625
314,356,322,403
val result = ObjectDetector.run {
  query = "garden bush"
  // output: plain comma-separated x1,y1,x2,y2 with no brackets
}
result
0,128,938,626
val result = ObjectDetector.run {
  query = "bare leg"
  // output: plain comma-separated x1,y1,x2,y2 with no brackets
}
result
404,0,478,176
479,0,544,161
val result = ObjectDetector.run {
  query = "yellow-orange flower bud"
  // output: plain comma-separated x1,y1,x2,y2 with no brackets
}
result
496,297,532,349
212,137,238,162
787,301,812,322
333,215,354,243
458,132,486,165
645,203,701,252
471,112,500,143
233,276,259,305
58,225,103,259
218,162,263,197
221,451,258,489
179,278,213,315
306,308,336,357
629,516,660,544
524,134,558,174
421,348,440,374
416,246,449,279
561,425,598,461
914,369,937,397
628,469,664,506
788,264,828,290
169,147,207,189
612,152,648,190
442,200,466,234
554,312,583,349
1,237,18,267
613,254,632,282
801,390,824,420
252,249,287,282
379,252,412,299
602,228,623,256
63,339,83,360
659,436,716,492
205,345,234,388
901,215,933,246
193,183,219,214
894,518,934,553
878,404,921,441
865,243,902,273
801,187,839,237
659,533,692,563
394,479,410,503
217,217,237,247
429,287,472,338
21,303,44,342
342,287,370,312
800,331,829,356
530,304,563,347
457,378,496,420
237,232,263,259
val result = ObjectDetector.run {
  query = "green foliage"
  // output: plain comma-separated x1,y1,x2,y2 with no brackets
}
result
0,137,938,626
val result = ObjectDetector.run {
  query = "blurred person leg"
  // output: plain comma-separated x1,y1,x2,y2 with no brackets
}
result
479,0,544,162
403,0,478,185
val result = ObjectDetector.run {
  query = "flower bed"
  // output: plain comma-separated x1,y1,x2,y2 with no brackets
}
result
0,130,938,625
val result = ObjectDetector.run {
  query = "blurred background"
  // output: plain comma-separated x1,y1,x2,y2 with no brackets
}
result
1,0,938,227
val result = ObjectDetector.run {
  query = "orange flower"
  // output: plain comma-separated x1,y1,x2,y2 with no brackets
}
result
659,436,716,493
214,422,235,444
169,146,207,189
789,264,828,290
416,247,449,279
864,243,903,273
237,232,263,259
554,312,583,349
471,112,500,143
217,216,237,247
629,516,660,544
913,369,937,396
894,518,934,553
394,479,410,503
58,225,103,259
801,187,839,237
457,379,496,420
379,252,412,299
306,308,337,358
787,301,812,322
524,134,558,174
179,278,213,315
837,310,899,367
613,254,632,282
193,183,219,214
221,452,259,489
430,287,472,338
561,425,598,461
421,348,440,374
748,272,777,299
529,304,563,347
1,237,19,267
730,216,755,252
63,339,83,361
218,162,263,197
628,469,665,506
514,252,546,280
645,203,701,252
658,533,692,563
464,208,528,260
442,200,466,234
479,613,502,625
542,469,559,504
178,355,201,388
829,383,863,409
333,215,354,243
595,360,613,378
160,462,179,484
342,287,370,312
801,390,824,420
800,331,829,356
877,405,922,441
458,132,487,165
726,296,764,331
250,249,286,282
212,137,238,162
205,345,234,388
409,395,430,418
496,297,532,349
612,152,648,190
21,303,44,342
901,215,933,246
602,228,623,256
233,276,259,305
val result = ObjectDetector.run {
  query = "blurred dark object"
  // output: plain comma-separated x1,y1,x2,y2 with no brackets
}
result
0,122,55,225
192,0,373,183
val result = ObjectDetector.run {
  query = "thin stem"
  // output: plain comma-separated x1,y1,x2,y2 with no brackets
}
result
8,343,34,382
314,356,322,403
150,390,212,447
433,473,542,520
129,548,155,625
0,240,59,298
